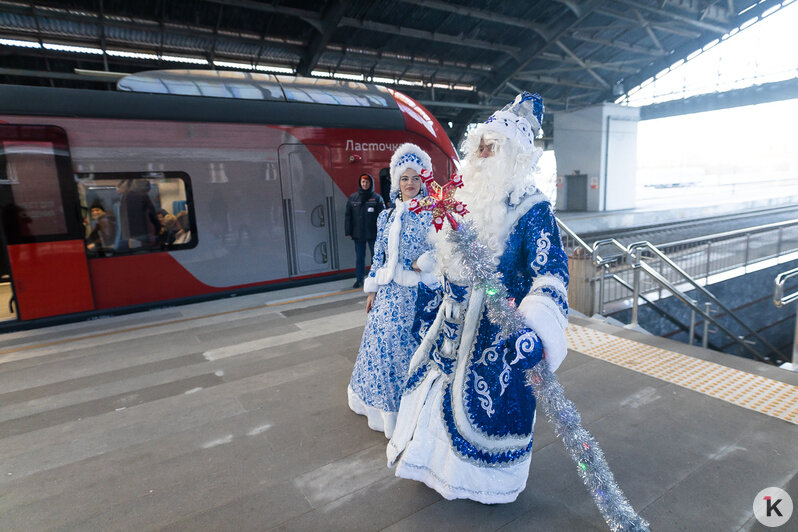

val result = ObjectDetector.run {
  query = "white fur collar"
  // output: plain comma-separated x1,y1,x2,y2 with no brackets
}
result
434,191,547,281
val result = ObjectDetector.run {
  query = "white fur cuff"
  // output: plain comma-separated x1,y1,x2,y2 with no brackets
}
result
518,296,567,372
415,251,437,273
363,276,378,293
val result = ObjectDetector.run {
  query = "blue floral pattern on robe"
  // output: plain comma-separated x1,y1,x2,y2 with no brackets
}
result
407,200,569,465
349,206,437,414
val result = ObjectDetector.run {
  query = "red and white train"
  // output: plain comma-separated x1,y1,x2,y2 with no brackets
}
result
0,70,457,328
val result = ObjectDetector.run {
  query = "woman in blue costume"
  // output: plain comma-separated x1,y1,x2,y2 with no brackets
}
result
388,93,570,504
348,143,440,438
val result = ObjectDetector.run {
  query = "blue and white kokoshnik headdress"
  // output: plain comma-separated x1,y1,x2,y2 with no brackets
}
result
481,91,544,149
389,142,432,200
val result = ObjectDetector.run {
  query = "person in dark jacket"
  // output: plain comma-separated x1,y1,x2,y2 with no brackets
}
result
345,173,385,288
116,179,161,250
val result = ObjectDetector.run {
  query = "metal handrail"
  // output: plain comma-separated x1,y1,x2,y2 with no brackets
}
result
774,267,798,307
664,218,798,248
592,238,629,266
774,267,798,367
629,240,782,360
588,238,757,356
591,239,631,315
557,219,593,252
606,266,708,345
636,261,767,361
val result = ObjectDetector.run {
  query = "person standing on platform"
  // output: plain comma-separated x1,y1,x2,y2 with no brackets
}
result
347,144,440,438
387,93,570,504
345,173,385,289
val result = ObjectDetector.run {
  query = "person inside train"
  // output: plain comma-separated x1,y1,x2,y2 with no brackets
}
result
85,200,117,256
345,172,385,288
116,178,161,251
347,143,440,438
158,211,179,247
174,210,192,245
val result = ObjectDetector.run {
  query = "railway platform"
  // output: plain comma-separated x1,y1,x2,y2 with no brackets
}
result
0,280,796,531
558,185,798,241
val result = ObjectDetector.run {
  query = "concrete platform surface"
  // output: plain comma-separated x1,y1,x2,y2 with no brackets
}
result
1,280,796,531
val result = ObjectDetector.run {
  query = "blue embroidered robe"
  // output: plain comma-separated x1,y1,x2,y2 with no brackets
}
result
388,196,569,504
348,200,438,438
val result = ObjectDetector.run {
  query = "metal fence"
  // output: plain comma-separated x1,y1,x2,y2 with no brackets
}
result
558,218,798,316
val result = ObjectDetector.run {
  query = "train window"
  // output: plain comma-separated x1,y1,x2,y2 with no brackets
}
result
0,140,69,240
276,76,392,107
117,71,397,108
118,70,286,101
76,171,197,257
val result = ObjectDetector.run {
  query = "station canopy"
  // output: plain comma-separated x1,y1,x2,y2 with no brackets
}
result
0,0,787,141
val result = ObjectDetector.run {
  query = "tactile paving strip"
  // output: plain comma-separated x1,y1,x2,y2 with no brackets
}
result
566,324,798,425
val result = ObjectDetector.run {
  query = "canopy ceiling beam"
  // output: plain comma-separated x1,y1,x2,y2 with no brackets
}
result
338,17,522,58
397,0,550,39
567,32,668,56
512,72,606,90
448,0,604,142
297,0,350,75
203,0,322,32
595,7,701,38
609,0,730,34
554,41,610,88
633,8,665,52
538,52,643,73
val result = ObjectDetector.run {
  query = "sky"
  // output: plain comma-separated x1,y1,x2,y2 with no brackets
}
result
631,1,798,194
625,1,798,106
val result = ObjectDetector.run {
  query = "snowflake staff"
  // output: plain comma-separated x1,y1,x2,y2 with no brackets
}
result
408,170,469,231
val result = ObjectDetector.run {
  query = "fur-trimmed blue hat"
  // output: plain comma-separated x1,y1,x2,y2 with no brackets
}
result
389,142,432,200
482,92,544,149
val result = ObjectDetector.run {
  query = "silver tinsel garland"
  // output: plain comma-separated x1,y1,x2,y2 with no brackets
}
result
448,221,650,532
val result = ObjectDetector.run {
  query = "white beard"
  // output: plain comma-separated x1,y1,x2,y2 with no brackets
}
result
430,136,544,280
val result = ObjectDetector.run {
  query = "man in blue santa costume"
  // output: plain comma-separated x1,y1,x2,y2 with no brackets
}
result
387,92,570,504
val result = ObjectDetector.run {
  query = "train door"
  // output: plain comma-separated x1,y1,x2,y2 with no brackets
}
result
0,125,94,321
278,144,336,277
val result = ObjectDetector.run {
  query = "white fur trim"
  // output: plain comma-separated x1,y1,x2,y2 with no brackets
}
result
390,143,432,198
373,201,406,285
363,276,378,293
532,274,567,296
348,385,396,438
419,272,439,288
520,294,567,330
387,364,441,465
370,201,437,288
415,250,437,273
518,295,567,372
391,377,532,504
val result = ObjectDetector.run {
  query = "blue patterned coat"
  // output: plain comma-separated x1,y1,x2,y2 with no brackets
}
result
389,194,569,500
348,199,439,437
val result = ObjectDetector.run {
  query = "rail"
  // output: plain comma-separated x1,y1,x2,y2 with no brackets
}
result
774,266,798,368
628,241,781,362
558,215,798,364
558,217,785,361
557,220,644,316
598,217,798,309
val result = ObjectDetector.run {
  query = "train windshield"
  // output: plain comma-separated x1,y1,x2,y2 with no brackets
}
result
118,70,396,108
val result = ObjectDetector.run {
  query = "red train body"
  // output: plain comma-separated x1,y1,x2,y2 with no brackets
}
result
0,71,458,328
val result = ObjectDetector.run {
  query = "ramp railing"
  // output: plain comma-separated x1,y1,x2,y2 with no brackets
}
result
597,218,798,309
557,221,693,334
557,217,792,364
627,241,783,363
774,266,798,368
